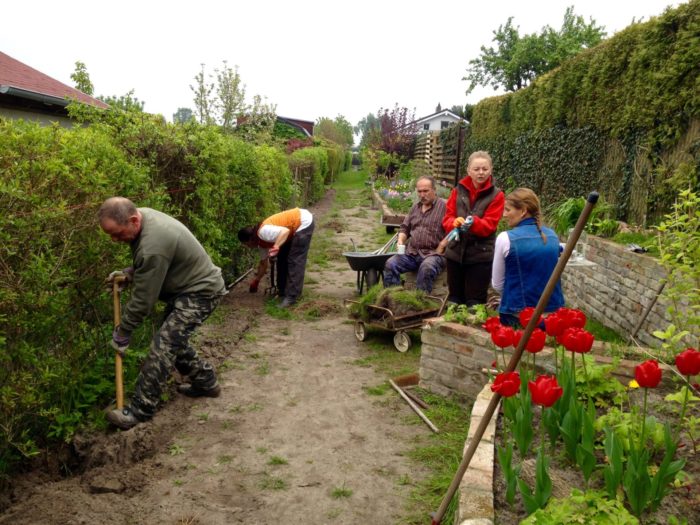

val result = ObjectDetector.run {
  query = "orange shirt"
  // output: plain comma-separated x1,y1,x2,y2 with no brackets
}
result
262,208,302,233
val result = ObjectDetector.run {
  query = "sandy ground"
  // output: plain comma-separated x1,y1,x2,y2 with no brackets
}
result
0,185,433,525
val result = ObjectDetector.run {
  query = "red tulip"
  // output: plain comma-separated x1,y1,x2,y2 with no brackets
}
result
512,329,523,348
528,375,563,407
675,348,700,376
560,327,594,354
525,328,547,353
491,371,521,397
491,326,515,348
544,313,566,338
566,309,587,329
482,317,501,334
519,307,542,328
635,359,662,388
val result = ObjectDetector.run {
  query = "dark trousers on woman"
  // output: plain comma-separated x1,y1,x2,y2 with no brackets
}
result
446,259,492,306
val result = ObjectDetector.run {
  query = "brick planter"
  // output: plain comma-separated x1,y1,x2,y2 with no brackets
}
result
420,319,655,402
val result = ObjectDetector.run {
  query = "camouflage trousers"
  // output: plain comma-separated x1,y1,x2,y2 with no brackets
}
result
130,292,223,420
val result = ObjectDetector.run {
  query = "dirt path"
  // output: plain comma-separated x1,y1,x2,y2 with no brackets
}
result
0,181,432,525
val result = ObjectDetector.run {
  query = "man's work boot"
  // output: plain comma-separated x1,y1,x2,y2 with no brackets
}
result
106,407,143,430
177,382,221,398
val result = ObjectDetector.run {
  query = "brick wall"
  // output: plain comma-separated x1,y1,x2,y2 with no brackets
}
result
419,319,644,400
561,235,670,348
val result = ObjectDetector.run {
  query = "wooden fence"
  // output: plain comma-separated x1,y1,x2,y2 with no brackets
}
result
413,124,466,186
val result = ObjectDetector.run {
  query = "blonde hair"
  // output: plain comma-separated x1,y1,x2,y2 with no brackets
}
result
467,150,493,168
506,188,546,243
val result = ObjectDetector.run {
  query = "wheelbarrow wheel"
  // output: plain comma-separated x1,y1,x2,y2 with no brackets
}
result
393,331,411,353
354,321,367,342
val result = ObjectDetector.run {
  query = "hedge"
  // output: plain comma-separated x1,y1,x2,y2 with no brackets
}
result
462,0,700,224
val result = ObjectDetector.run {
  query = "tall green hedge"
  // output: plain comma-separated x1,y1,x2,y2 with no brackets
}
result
464,0,700,223
0,113,298,476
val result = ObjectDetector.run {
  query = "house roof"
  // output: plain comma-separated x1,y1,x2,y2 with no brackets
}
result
412,109,466,126
0,51,109,109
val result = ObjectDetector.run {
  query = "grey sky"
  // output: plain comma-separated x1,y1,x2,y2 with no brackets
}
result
1,0,680,129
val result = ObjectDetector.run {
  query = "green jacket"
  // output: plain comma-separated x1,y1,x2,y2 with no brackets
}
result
120,208,225,334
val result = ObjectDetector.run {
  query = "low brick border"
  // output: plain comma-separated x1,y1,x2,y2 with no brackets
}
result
455,383,498,524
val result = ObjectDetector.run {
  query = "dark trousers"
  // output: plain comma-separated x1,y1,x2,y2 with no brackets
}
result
276,221,314,302
446,259,492,306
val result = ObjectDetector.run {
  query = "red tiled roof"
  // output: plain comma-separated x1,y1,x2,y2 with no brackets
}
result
0,51,109,108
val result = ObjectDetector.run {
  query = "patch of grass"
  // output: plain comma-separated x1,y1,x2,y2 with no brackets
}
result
585,317,625,344
612,231,659,256
255,360,270,376
243,333,257,342
268,455,288,466
260,474,288,490
264,299,294,319
399,391,471,524
169,443,185,456
217,359,244,372
217,455,233,464
247,403,263,412
256,446,268,454
363,383,389,396
174,479,185,487
398,473,412,485
334,170,369,190
330,484,353,499
326,508,343,519
350,337,420,378
197,412,209,422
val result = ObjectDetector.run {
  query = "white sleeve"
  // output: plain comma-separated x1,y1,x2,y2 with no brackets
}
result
258,224,285,243
491,232,510,292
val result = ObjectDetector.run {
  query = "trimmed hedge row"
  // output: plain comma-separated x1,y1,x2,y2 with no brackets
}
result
463,0,700,223
0,112,334,476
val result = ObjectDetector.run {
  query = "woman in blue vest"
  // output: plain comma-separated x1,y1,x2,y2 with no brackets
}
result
491,188,565,327
442,151,505,306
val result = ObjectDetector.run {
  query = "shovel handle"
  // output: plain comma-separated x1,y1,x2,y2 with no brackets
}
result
112,276,126,410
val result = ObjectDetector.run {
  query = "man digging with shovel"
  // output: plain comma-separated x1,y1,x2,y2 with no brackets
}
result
100,197,227,430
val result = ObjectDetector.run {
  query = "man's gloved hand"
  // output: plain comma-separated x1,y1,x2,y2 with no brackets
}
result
249,279,260,293
268,246,280,258
453,217,466,228
105,267,134,291
111,326,130,356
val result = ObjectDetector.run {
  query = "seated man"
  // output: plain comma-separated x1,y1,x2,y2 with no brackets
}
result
383,176,446,293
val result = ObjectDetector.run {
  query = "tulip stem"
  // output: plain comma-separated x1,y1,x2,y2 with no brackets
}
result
677,375,690,435
640,388,648,449
581,353,589,384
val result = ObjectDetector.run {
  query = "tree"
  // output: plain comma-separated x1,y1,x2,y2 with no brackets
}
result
190,64,215,124
173,107,194,124
463,6,606,94
315,115,354,147
355,113,379,148
214,61,246,131
70,61,94,95
435,102,442,112
100,90,144,112
235,94,277,142
365,105,417,176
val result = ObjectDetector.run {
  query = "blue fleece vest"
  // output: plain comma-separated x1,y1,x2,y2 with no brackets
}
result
499,218,565,315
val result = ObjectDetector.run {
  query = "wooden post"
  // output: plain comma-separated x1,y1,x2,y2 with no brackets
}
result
454,123,464,187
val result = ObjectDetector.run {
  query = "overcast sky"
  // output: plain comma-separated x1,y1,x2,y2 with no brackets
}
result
1,0,681,133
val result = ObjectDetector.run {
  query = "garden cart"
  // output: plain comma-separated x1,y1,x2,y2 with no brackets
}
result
344,294,447,352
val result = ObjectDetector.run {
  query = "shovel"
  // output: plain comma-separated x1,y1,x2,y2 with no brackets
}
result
112,276,127,410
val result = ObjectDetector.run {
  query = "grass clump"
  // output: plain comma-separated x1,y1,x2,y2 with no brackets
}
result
349,285,438,321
